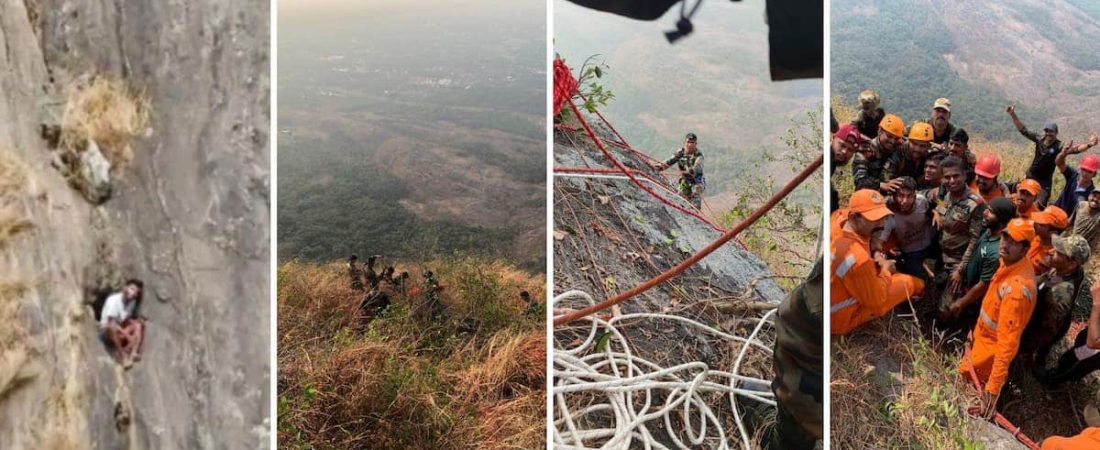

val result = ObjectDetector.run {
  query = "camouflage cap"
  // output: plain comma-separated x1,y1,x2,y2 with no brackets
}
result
1053,234,1091,265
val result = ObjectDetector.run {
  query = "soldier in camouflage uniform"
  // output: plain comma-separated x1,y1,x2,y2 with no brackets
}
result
420,270,444,321
768,255,822,449
853,114,906,192
1025,234,1089,377
931,156,986,319
347,255,364,291
382,266,396,286
656,133,705,208
850,89,885,139
365,255,381,288
884,122,933,183
394,271,409,294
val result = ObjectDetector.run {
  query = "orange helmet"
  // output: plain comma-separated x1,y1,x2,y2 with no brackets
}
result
1082,154,1100,173
909,122,934,142
975,154,1001,178
879,114,905,138
1005,218,1036,243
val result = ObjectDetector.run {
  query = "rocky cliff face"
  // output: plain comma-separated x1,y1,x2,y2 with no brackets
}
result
0,1,269,449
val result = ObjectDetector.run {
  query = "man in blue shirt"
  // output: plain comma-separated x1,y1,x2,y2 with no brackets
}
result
1053,134,1100,214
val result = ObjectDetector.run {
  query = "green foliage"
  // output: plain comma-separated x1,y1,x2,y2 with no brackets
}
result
833,321,985,449
720,111,823,287
557,54,616,120
831,0,1051,140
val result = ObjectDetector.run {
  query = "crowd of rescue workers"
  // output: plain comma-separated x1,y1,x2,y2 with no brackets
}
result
831,91,1100,447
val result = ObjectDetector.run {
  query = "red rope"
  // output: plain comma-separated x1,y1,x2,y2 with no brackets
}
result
554,166,684,199
553,148,823,327
962,345,1042,449
553,59,579,117
560,98,728,233
557,123,665,168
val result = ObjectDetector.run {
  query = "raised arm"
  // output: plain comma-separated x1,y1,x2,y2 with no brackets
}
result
1066,132,1098,155
1056,140,1075,173
1006,104,1027,134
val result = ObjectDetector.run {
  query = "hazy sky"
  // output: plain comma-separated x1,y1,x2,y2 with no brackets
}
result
279,0,531,22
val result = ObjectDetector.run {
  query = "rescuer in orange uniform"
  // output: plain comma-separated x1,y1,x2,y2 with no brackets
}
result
959,218,1038,417
1028,205,1069,273
1041,428,1100,449
1016,179,1043,219
831,189,925,335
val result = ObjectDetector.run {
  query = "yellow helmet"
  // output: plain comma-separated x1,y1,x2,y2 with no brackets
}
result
858,89,881,109
909,121,934,142
879,114,905,138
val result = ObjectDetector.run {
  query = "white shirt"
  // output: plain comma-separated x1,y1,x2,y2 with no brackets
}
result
99,293,136,329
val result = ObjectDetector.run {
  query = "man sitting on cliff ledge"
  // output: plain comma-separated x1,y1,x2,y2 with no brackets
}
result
99,279,146,369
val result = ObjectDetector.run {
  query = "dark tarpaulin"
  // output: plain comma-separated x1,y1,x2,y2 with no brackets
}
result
766,0,822,80
562,0,822,81
563,0,681,21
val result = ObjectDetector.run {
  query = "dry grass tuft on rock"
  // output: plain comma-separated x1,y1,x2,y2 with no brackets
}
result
59,76,149,170
0,150,33,249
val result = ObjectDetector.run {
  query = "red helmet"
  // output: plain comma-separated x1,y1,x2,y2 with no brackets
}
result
975,154,1001,178
1081,154,1100,173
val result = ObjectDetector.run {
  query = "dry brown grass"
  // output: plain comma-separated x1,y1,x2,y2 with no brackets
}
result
0,149,32,409
0,280,29,354
278,257,545,449
59,76,149,170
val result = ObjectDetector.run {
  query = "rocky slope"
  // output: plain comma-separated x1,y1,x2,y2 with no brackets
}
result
0,1,269,449
551,118,793,447
553,124,786,310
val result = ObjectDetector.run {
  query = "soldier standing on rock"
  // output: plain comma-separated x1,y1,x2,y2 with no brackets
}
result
655,132,705,209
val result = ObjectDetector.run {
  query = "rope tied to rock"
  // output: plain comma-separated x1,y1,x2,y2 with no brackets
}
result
962,344,1042,449
554,59,579,117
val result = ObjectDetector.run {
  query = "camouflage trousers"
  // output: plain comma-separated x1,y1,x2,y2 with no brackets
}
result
770,259,823,448
677,178,704,209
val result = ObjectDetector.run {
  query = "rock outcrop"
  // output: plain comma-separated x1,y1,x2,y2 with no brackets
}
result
0,1,269,448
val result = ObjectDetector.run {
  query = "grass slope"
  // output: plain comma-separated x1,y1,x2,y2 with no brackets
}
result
277,256,545,449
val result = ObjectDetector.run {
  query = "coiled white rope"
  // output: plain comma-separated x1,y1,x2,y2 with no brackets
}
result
552,290,778,450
